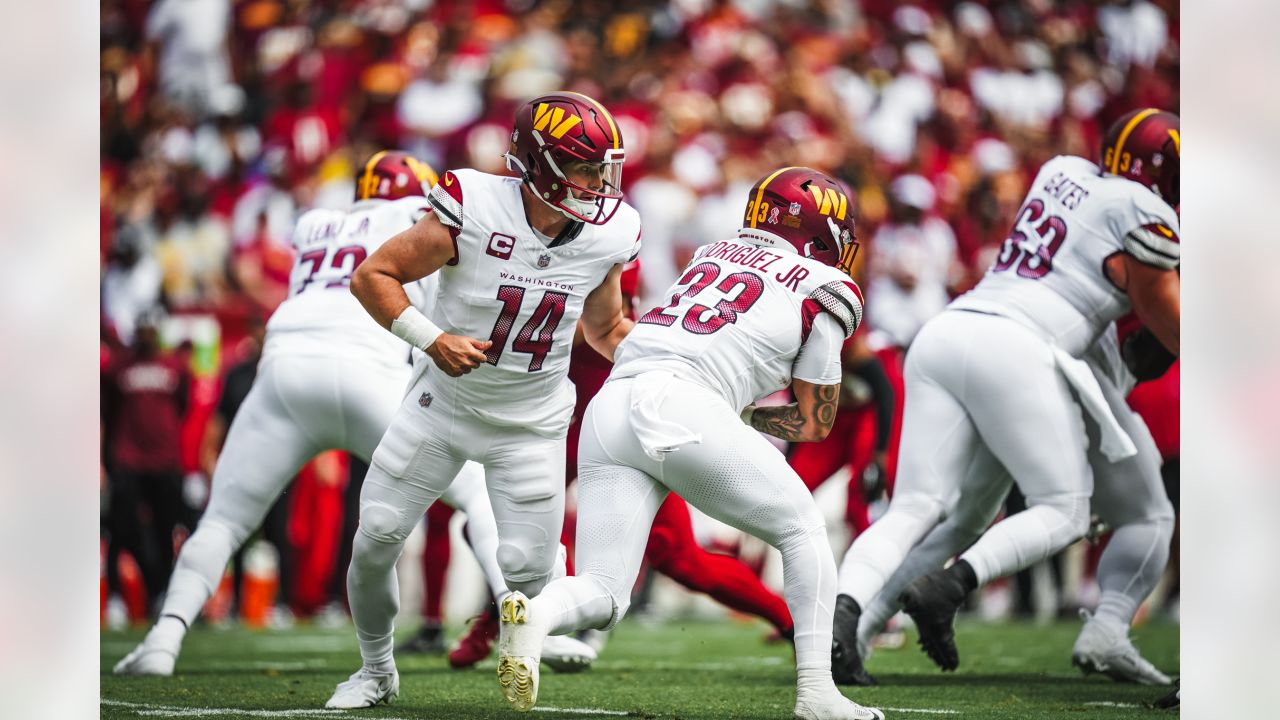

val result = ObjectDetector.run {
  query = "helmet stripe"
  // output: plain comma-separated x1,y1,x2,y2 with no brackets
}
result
1110,109,1159,173
359,150,389,199
1167,128,1180,155
748,166,799,229
562,91,619,149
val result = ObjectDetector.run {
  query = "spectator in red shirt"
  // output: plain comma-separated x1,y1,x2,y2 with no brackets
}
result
102,311,196,613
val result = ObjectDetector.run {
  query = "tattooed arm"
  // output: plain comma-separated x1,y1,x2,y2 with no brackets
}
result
748,379,840,442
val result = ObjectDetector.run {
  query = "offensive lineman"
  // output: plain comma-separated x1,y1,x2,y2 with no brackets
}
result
830,109,1181,681
327,92,641,709
112,152,508,675
496,167,884,720
848,321,1175,685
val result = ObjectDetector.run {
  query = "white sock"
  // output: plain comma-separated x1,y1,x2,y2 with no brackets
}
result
531,576,614,636
796,661,836,696
158,521,240,627
960,503,1084,585
777,526,837,671
858,517,985,647
347,530,403,673
837,509,936,607
146,615,187,655
1094,518,1171,629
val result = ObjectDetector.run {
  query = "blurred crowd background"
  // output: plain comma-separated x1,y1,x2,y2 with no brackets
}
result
99,0,1179,628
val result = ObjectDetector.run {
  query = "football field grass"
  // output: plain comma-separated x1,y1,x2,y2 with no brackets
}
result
101,617,1178,719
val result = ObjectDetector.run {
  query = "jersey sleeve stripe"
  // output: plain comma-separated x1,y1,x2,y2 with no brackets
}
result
1128,227,1180,259
1141,222,1179,244
429,186,463,229
806,280,864,338
1124,228,1180,269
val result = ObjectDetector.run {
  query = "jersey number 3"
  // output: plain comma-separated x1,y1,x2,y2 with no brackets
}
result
993,198,1067,280
638,261,765,334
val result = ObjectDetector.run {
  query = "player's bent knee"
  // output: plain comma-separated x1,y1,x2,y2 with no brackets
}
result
771,520,828,556
506,575,551,597
1030,494,1092,542
497,542,554,593
358,501,409,545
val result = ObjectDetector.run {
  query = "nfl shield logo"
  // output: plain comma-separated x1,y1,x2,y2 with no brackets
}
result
538,253,552,268
788,201,802,216
418,392,433,408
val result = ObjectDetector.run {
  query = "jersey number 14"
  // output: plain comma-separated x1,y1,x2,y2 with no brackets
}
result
484,286,568,371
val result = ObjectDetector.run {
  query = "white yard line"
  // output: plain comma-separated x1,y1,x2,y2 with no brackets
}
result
532,707,631,716
105,697,962,718
103,698,634,719
101,699,413,720
1084,701,1143,708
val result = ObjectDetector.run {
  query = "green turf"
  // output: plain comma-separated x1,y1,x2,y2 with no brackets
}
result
101,617,1178,719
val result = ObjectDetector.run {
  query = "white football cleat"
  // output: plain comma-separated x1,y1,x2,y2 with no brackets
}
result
541,633,596,673
112,643,176,676
577,628,611,654
497,591,547,711
1072,611,1172,686
324,668,399,709
794,685,885,720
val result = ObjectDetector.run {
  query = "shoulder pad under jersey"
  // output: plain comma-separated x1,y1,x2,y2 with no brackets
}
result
802,279,864,340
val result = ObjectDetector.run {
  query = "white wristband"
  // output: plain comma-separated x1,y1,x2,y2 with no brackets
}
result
740,404,757,426
391,306,444,351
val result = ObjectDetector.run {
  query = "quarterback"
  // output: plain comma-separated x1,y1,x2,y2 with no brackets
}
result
113,152,505,675
326,92,640,709
495,167,883,720
831,109,1181,681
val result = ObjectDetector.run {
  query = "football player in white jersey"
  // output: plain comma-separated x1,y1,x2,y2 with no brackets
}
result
326,92,641,709
849,321,1175,686
830,109,1180,681
112,152,514,675
494,167,884,720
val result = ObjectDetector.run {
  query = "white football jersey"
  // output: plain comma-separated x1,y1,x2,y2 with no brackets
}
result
951,155,1179,356
265,197,434,370
612,236,865,412
424,169,641,434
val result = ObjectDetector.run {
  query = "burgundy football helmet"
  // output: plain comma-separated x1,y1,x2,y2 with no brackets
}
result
738,167,859,276
505,91,626,224
1100,108,1180,207
354,150,438,201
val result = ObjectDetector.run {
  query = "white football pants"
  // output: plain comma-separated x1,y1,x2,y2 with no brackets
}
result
838,310,1094,607
527,373,839,683
854,330,1173,643
158,352,501,631
347,369,567,671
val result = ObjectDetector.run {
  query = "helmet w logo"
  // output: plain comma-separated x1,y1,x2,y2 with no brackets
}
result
533,103,583,139
806,186,848,220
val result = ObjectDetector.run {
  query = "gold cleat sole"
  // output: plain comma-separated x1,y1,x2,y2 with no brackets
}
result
497,656,539,711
